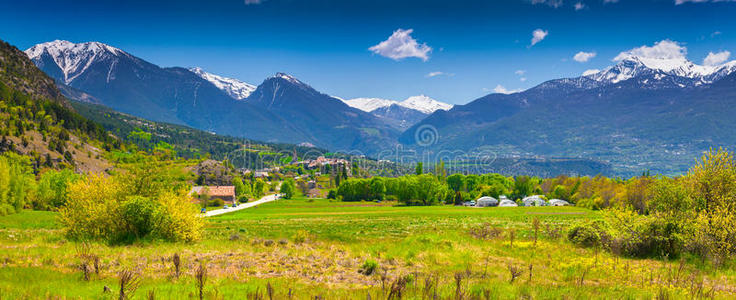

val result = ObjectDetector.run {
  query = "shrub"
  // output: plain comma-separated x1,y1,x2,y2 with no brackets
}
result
292,230,309,244
120,196,161,240
59,174,202,243
567,221,605,247
208,198,224,207
359,259,378,276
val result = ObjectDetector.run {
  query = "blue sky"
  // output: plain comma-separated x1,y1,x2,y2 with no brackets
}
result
1,0,735,104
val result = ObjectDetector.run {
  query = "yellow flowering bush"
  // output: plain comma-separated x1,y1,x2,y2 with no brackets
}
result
59,168,202,243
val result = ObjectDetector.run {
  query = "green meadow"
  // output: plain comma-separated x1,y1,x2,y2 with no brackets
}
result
1,197,735,299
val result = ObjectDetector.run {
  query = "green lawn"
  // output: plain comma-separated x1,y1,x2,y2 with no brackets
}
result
1,201,734,299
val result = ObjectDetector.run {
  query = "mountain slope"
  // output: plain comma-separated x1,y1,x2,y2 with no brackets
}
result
189,67,255,100
1,40,69,107
246,73,399,152
1,38,114,173
371,104,428,130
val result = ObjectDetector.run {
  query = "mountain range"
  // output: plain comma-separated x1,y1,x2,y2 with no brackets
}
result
22,39,736,176
401,53,736,176
25,40,402,153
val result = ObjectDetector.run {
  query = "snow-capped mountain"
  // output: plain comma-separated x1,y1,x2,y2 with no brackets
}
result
586,56,736,87
25,40,132,85
189,67,256,100
536,52,736,93
400,95,453,114
344,98,399,112
344,95,452,114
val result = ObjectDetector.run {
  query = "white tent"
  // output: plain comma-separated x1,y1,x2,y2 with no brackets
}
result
548,199,571,206
476,196,499,207
498,199,518,207
522,195,547,207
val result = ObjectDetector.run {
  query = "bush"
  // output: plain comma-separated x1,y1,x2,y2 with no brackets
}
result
121,196,161,240
359,259,378,276
292,230,309,244
59,173,202,244
567,222,604,247
208,198,224,207
600,209,684,258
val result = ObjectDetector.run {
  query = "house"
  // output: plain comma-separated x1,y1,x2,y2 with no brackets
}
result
190,186,236,204
254,171,269,178
476,196,499,207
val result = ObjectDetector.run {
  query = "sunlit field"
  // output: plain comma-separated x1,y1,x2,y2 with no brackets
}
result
2,196,735,299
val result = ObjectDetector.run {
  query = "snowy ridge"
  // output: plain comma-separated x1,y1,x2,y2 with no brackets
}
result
25,40,126,85
344,98,399,112
400,95,453,114
189,67,256,100
344,95,452,114
586,56,736,85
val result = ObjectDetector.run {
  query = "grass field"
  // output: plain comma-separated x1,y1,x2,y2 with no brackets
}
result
1,197,735,299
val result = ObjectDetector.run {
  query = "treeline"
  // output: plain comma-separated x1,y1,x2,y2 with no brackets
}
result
335,161,675,210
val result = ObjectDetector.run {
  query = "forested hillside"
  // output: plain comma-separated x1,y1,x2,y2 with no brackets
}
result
0,39,118,174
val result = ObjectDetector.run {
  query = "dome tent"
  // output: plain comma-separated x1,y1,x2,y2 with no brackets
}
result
498,199,518,207
522,195,547,207
548,199,571,206
476,196,499,207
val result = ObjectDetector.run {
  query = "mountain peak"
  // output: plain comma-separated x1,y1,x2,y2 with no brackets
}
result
269,72,303,85
25,40,127,84
188,67,255,100
399,95,453,114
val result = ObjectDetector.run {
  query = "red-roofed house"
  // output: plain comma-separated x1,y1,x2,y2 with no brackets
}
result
190,186,236,204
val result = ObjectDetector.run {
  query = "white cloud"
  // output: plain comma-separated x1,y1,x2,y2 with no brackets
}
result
704,50,731,66
582,69,601,76
515,70,526,76
369,29,432,61
613,40,687,61
604,0,619,3
244,0,264,4
530,29,549,46
675,0,736,4
573,51,597,62
711,31,722,37
426,71,454,78
574,2,586,10
520,77,528,82
493,85,521,94
531,0,564,8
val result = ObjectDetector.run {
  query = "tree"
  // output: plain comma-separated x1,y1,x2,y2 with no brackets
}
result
415,162,423,175
369,177,386,201
512,176,535,200
281,178,296,199
434,160,447,180
232,177,249,199
447,174,465,192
